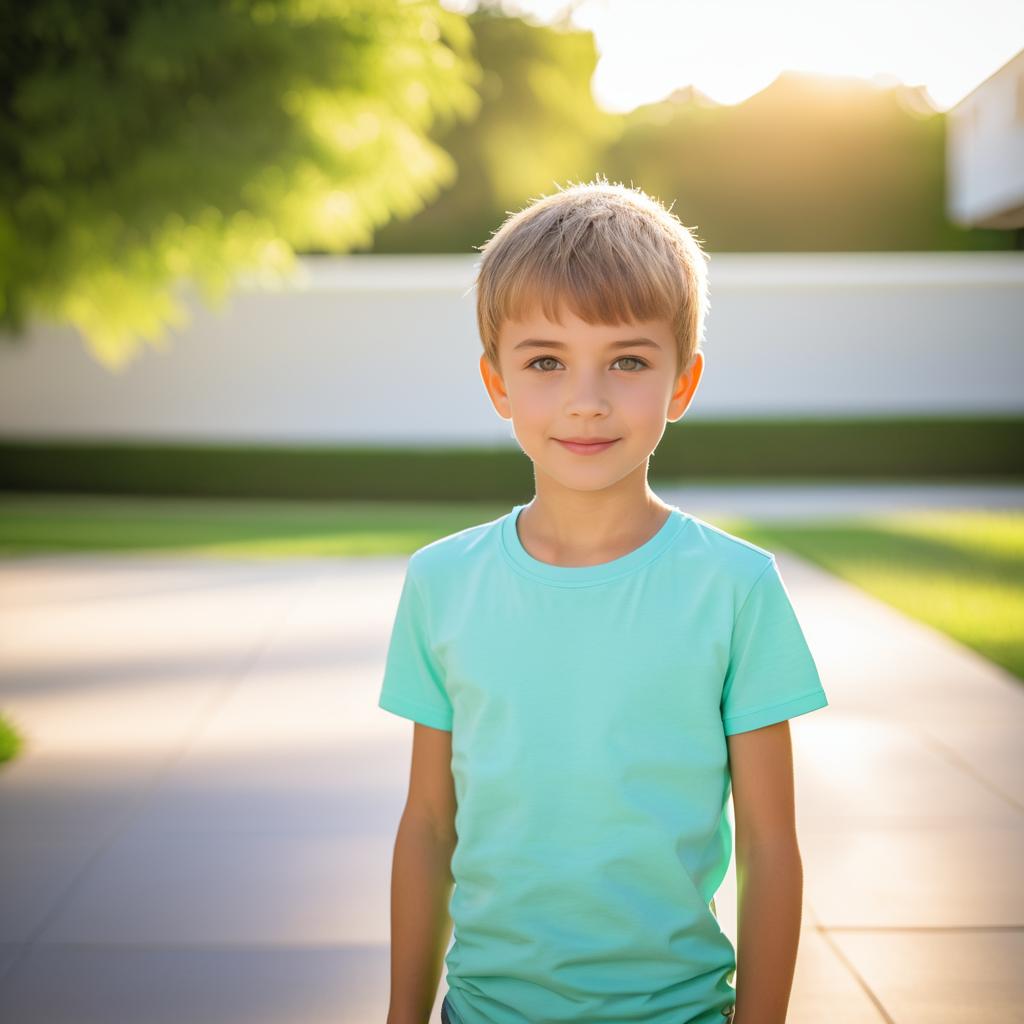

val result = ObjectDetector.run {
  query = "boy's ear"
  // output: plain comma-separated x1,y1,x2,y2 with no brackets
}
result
667,349,705,423
479,352,512,420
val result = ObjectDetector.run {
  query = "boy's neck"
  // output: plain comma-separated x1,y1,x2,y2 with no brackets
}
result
516,493,675,569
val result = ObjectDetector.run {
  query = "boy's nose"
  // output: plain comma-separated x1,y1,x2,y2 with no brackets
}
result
562,384,612,413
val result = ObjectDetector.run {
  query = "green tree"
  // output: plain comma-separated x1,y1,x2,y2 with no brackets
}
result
366,3,624,254
0,0,483,368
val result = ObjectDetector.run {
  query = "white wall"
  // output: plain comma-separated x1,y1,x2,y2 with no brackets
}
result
0,252,1021,447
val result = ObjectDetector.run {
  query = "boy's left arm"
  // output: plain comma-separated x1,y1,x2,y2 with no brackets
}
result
727,720,804,1024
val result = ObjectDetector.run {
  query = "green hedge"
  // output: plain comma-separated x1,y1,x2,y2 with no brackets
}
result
1,415,1020,501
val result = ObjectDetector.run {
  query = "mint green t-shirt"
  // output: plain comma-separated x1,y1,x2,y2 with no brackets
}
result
378,503,829,1024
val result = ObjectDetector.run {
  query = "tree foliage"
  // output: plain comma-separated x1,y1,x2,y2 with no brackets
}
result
367,4,623,254
0,0,482,367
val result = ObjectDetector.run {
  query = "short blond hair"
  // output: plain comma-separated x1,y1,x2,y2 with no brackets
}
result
473,177,710,379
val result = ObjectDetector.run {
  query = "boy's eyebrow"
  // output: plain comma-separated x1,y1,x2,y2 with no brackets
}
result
512,337,661,351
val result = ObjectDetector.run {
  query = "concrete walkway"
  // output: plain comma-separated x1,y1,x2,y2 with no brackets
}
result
0,484,1020,1023
660,480,1024,520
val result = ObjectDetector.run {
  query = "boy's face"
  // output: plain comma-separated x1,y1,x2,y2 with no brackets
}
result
481,301,703,496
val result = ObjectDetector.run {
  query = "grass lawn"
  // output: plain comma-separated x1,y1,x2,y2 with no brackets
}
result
0,711,21,763
738,511,1023,684
1,493,1021,683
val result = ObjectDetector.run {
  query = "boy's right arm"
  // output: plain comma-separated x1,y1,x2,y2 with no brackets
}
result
386,722,458,1024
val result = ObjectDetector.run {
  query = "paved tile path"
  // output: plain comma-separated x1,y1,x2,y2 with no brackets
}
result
0,484,1020,1022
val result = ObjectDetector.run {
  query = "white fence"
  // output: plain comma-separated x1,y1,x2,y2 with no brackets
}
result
0,252,1021,447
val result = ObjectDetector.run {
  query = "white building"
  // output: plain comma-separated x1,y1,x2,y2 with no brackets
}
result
946,47,1024,231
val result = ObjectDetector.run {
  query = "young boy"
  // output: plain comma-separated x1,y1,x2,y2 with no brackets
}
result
379,179,829,1024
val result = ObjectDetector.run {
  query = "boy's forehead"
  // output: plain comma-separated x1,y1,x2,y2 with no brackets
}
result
498,302,671,344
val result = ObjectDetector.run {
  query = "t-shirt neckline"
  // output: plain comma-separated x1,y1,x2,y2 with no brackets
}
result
499,502,690,587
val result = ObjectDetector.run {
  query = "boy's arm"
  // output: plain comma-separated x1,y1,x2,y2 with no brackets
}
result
727,720,804,1024
386,722,459,1024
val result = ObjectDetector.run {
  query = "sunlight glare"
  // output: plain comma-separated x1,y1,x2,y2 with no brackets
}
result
442,0,1024,112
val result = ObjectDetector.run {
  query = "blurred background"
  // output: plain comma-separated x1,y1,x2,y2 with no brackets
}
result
0,1,1022,1021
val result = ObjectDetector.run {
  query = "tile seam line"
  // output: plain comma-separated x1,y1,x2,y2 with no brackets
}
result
908,719,1024,815
814,924,897,1024
819,924,1024,932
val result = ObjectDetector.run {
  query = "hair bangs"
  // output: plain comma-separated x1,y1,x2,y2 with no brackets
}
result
501,251,681,335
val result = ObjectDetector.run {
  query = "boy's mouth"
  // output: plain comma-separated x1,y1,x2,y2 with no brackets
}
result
554,438,620,455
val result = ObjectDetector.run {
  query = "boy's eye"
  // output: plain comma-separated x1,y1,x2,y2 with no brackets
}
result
615,356,648,371
526,356,562,372
525,356,649,372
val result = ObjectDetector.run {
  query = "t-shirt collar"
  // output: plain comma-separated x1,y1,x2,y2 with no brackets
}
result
499,502,689,587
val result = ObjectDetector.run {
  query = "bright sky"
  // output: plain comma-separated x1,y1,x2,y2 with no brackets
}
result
441,0,1024,111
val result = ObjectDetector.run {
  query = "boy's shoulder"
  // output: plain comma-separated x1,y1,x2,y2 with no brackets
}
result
680,510,774,558
405,509,505,583
674,510,777,586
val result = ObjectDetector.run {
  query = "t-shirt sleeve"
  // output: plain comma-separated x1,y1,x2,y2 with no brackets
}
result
377,558,453,731
720,555,828,736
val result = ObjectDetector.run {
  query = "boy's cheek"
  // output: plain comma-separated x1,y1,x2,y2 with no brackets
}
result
505,393,551,429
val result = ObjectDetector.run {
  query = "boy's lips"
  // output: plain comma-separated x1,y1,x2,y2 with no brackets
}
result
554,437,620,454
